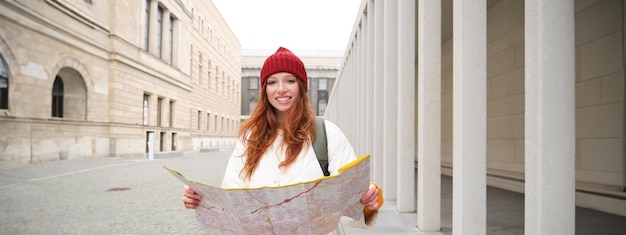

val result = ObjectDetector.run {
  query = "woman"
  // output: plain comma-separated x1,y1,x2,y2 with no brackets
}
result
182,47,382,233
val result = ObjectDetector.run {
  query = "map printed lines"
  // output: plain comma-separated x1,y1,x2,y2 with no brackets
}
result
250,181,322,214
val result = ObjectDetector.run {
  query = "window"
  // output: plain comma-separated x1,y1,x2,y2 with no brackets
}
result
248,98,257,115
143,94,150,125
52,76,64,117
0,55,8,109
214,35,220,49
143,0,150,50
207,26,213,44
156,5,163,57
198,52,203,84
144,0,176,63
319,78,328,90
208,113,213,132
171,132,177,150
214,66,219,91
236,88,240,103
169,100,175,127
167,15,174,63
198,16,203,34
207,113,210,131
221,116,225,132
189,45,194,81
159,131,165,151
226,77,231,99
318,98,327,116
214,115,218,132
207,59,211,89
197,111,201,130
157,97,163,126
317,90,328,116
222,80,226,97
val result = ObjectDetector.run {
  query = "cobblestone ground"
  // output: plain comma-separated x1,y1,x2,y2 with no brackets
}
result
0,148,233,235
6,147,624,235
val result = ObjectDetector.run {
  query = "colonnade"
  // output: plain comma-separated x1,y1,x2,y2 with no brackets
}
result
324,0,575,233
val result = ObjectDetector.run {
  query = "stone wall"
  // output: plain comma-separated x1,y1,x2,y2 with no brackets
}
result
0,0,241,166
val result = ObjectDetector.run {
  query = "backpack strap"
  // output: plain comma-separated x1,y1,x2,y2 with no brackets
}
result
313,117,329,176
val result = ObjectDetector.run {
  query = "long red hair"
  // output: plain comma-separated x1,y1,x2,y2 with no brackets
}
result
238,78,316,181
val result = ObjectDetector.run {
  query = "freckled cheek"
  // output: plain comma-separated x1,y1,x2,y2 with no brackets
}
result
265,87,276,98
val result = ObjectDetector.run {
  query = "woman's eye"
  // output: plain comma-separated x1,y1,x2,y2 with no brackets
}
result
288,79,296,83
267,81,276,85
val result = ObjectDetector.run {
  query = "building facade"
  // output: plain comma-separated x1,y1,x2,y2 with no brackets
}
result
240,49,341,118
326,0,626,233
0,0,240,166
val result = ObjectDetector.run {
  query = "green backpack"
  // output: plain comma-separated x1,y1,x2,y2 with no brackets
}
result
313,118,329,176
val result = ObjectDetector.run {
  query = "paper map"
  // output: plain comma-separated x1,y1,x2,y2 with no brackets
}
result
165,154,370,235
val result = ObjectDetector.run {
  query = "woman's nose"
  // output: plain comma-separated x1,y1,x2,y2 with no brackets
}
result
278,82,287,91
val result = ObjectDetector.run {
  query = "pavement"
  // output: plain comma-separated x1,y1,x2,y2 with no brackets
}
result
0,148,625,234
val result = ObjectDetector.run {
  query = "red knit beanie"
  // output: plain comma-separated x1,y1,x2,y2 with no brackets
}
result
260,47,308,90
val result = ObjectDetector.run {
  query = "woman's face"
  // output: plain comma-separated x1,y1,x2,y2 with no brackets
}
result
265,72,300,118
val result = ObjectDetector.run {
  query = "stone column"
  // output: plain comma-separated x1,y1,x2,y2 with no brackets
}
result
373,0,385,185
348,49,356,138
397,0,416,213
383,0,398,200
366,0,375,163
417,0,441,230
452,0,487,234
359,24,366,154
148,0,158,55
351,48,357,139
525,0,575,234
354,30,361,151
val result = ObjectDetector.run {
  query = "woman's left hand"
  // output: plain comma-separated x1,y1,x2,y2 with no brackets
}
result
360,183,379,210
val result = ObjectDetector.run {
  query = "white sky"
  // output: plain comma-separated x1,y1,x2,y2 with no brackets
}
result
211,0,362,51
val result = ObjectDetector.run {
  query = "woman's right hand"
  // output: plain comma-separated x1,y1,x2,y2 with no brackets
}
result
182,185,202,209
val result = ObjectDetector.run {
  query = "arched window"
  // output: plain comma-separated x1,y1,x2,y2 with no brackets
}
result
0,55,8,109
52,76,64,117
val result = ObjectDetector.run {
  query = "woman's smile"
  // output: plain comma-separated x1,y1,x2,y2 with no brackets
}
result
276,96,291,103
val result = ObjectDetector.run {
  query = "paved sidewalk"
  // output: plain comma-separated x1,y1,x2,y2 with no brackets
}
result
0,149,229,234
1,149,625,234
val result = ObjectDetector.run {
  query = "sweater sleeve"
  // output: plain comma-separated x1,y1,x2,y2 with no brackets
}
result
220,140,248,189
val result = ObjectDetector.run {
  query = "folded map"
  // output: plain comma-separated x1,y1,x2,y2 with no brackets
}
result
164,154,371,235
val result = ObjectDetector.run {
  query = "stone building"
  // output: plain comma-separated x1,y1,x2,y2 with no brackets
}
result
240,49,341,118
0,0,240,166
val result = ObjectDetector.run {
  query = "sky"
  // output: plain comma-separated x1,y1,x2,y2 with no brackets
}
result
211,0,362,52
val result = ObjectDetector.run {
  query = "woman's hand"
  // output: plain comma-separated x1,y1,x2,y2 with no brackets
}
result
360,183,380,210
182,185,202,209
